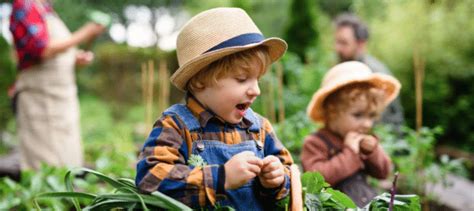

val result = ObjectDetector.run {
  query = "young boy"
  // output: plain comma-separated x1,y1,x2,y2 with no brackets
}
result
135,8,293,210
301,61,400,207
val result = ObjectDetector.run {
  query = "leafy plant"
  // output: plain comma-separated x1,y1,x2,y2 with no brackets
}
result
301,172,356,210
0,166,70,210
374,125,468,199
34,168,192,210
0,36,16,131
359,193,421,211
276,171,356,210
188,154,207,167
274,111,318,164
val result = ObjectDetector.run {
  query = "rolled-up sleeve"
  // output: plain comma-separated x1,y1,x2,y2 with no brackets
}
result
135,116,224,208
260,118,293,200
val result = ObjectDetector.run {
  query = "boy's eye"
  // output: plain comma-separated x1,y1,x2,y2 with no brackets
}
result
236,77,247,82
352,112,364,118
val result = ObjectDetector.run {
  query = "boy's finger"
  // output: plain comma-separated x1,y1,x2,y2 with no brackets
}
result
261,168,283,179
262,155,278,165
247,163,261,174
239,151,255,157
247,156,263,167
262,161,280,173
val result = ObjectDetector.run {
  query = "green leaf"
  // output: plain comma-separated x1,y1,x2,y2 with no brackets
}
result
275,194,290,210
188,154,207,167
117,178,137,189
317,192,331,202
34,192,96,210
83,199,137,210
114,187,148,210
301,172,325,194
151,191,193,210
64,170,81,210
87,9,112,27
326,189,357,208
304,193,322,211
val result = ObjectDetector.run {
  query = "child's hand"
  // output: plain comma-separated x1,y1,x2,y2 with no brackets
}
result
258,155,285,189
360,135,378,154
75,50,94,67
224,151,263,190
343,132,364,154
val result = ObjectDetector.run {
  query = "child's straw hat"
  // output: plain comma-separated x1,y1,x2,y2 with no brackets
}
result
170,7,287,91
307,61,401,123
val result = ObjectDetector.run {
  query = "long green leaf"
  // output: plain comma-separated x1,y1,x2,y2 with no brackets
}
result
151,191,193,210
83,199,136,210
95,193,167,208
115,187,148,210
64,170,81,210
70,168,126,189
34,192,96,210
117,178,137,189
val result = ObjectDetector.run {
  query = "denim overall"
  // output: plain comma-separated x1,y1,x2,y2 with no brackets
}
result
163,104,266,210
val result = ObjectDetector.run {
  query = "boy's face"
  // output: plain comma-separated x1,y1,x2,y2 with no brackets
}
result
194,69,261,124
327,99,377,138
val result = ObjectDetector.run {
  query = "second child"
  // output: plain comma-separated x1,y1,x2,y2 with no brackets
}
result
301,61,400,207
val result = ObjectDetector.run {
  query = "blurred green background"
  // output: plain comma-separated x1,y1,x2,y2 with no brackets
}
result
0,0,473,209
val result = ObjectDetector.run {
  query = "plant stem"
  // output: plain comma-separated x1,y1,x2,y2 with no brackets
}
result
389,172,399,211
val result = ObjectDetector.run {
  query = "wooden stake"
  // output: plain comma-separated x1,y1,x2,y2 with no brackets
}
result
268,71,276,123
276,61,285,123
141,62,148,134
158,59,170,113
145,60,155,135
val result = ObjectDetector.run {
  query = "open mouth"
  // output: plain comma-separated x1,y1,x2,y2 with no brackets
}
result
236,102,251,112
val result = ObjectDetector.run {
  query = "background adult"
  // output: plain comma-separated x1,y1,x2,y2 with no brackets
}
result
9,0,105,171
334,13,404,129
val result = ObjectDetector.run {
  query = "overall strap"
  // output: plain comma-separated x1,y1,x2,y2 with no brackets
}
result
313,132,340,158
244,108,261,132
162,104,201,132
163,104,263,133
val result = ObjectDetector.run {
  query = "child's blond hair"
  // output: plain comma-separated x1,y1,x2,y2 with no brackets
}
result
187,46,271,93
323,82,386,123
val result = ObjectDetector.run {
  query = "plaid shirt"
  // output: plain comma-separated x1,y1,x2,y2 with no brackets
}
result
10,0,53,70
136,95,293,208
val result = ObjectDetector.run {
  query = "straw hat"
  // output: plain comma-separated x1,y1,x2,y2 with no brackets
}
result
307,61,401,123
170,7,287,91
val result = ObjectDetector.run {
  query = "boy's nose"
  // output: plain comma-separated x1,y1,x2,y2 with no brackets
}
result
247,81,261,97
362,118,373,130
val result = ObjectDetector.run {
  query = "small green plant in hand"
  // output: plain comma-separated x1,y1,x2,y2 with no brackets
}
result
188,154,207,168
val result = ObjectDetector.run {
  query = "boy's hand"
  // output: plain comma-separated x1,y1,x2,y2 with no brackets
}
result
224,151,263,190
258,155,285,189
360,135,378,154
343,132,364,154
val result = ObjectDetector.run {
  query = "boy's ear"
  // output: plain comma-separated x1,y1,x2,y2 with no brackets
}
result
195,81,205,89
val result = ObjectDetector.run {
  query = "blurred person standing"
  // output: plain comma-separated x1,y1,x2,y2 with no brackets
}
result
334,13,404,129
9,0,104,171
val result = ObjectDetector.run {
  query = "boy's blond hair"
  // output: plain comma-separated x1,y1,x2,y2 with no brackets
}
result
323,82,386,123
187,46,271,93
